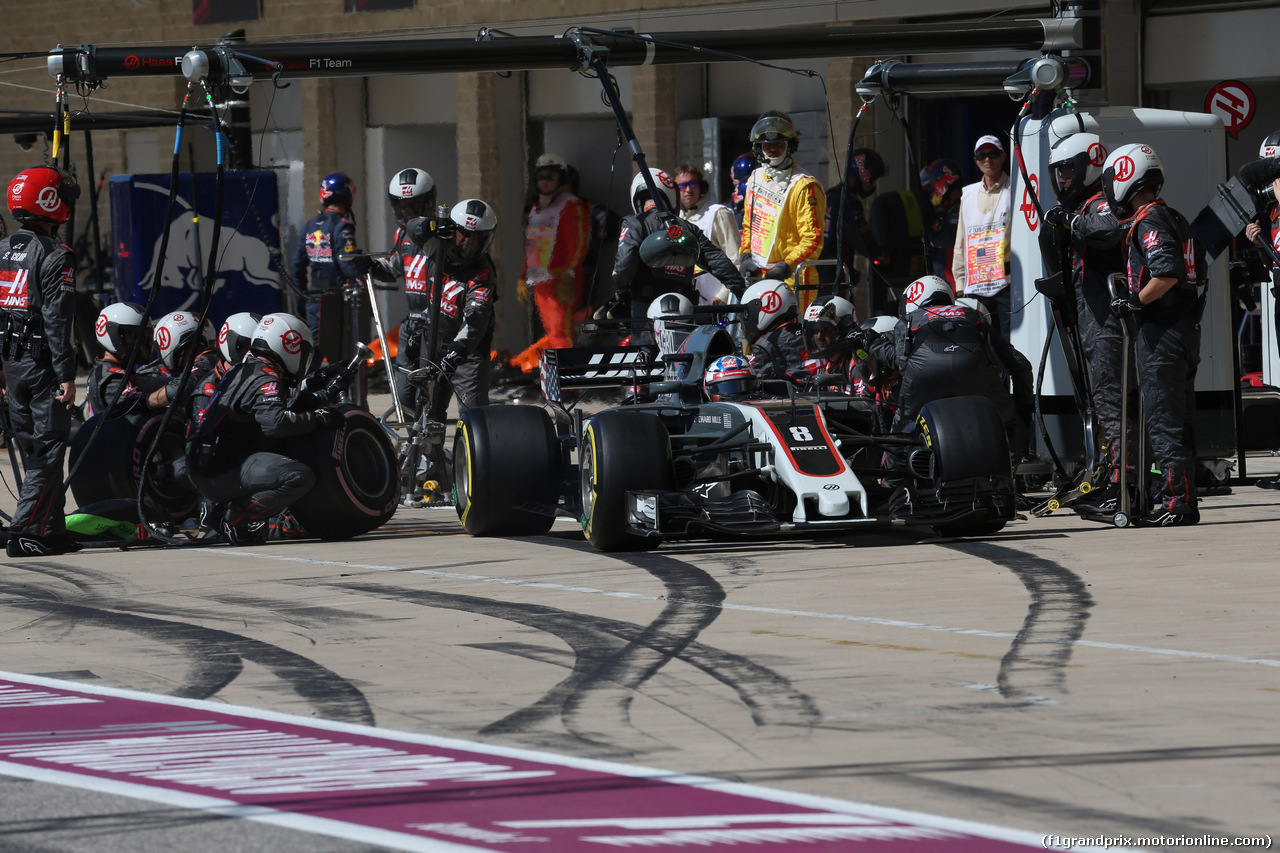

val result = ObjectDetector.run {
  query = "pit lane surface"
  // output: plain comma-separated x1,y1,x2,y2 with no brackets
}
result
1,461,1278,852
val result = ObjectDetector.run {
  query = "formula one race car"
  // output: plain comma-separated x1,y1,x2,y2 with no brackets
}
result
453,324,1016,551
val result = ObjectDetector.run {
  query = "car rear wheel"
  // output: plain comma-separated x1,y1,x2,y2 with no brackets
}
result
454,405,559,536
580,411,672,552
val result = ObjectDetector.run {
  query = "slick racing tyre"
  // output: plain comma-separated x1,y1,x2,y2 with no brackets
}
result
284,406,399,540
67,411,197,521
454,405,560,536
916,395,1012,482
580,410,673,552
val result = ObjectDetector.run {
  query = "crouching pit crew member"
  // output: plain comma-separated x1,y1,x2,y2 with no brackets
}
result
869,275,1033,462
186,313,339,545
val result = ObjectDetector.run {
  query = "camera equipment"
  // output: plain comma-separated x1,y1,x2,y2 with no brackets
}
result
1239,157,1280,210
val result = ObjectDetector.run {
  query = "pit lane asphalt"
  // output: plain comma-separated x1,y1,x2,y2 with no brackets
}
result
0,415,1276,852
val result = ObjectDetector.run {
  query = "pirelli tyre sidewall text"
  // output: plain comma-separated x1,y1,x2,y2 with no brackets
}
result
284,405,399,540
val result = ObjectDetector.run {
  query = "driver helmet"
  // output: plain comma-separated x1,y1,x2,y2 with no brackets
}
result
8,166,79,224
955,296,991,324
630,168,678,215
802,295,856,357
647,292,694,352
250,313,314,380
95,302,148,358
750,111,800,168
318,171,355,208
704,354,758,402
218,311,264,364
446,198,497,263
919,159,963,210
848,148,885,196
1102,143,1163,220
387,167,436,225
740,280,797,343
902,275,955,313
154,311,214,371
1049,132,1108,208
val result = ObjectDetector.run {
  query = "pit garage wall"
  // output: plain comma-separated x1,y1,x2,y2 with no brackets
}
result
1146,5,1280,386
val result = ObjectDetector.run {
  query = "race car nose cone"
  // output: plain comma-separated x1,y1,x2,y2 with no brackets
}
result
640,219,699,269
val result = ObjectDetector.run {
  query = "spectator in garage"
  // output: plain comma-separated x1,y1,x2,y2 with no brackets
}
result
512,153,592,372
953,135,1014,338
675,162,741,305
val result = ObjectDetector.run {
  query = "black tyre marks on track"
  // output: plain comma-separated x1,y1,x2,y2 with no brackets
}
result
0,563,374,725
331,546,820,750
941,541,1094,699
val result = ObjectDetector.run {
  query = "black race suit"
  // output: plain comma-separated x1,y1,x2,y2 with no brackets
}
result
612,208,745,318
1125,200,1206,515
187,359,325,528
0,226,77,540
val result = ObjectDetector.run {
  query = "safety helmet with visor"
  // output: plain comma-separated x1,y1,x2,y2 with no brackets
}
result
154,311,214,372
445,198,497,263
902,275,954,313
630,168,678,215
740,279,797,343
750,111,800,168
95,302,149,358
250,313,314,380
218,311,264,364
387,167,436,225
1049,132,1108,209
1102,143,1163,220
803,295,856,358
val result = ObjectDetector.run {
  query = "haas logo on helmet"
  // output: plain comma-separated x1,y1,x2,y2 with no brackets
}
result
667,224,682,239
657,172,676,189
217,325,229,345
155,326,172,350
35,187,60,213
462,214,481,230
1114,156,1136,182
904,279,926,304
280,330,303,355
95,315,108,337
760,289,782,313
400,185,413,197
10,178,25,198
1088,142,1107,166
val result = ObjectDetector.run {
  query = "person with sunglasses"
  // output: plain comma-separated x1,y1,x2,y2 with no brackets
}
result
952,134,1014,337
674,163,741,305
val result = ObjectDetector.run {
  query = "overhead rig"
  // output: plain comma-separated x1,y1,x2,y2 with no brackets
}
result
44,16,1086,88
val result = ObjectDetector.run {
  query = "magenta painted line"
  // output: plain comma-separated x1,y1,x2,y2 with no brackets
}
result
0,671,1100,852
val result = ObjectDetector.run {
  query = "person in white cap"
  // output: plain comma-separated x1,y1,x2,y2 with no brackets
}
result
952,134,1013,337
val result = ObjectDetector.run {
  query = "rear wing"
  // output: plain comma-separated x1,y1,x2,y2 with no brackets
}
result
539,345,663,404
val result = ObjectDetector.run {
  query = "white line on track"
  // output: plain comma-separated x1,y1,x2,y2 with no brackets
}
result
209,550,1280,669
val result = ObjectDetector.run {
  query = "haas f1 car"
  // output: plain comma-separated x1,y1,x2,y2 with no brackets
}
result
453,325,1016,551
